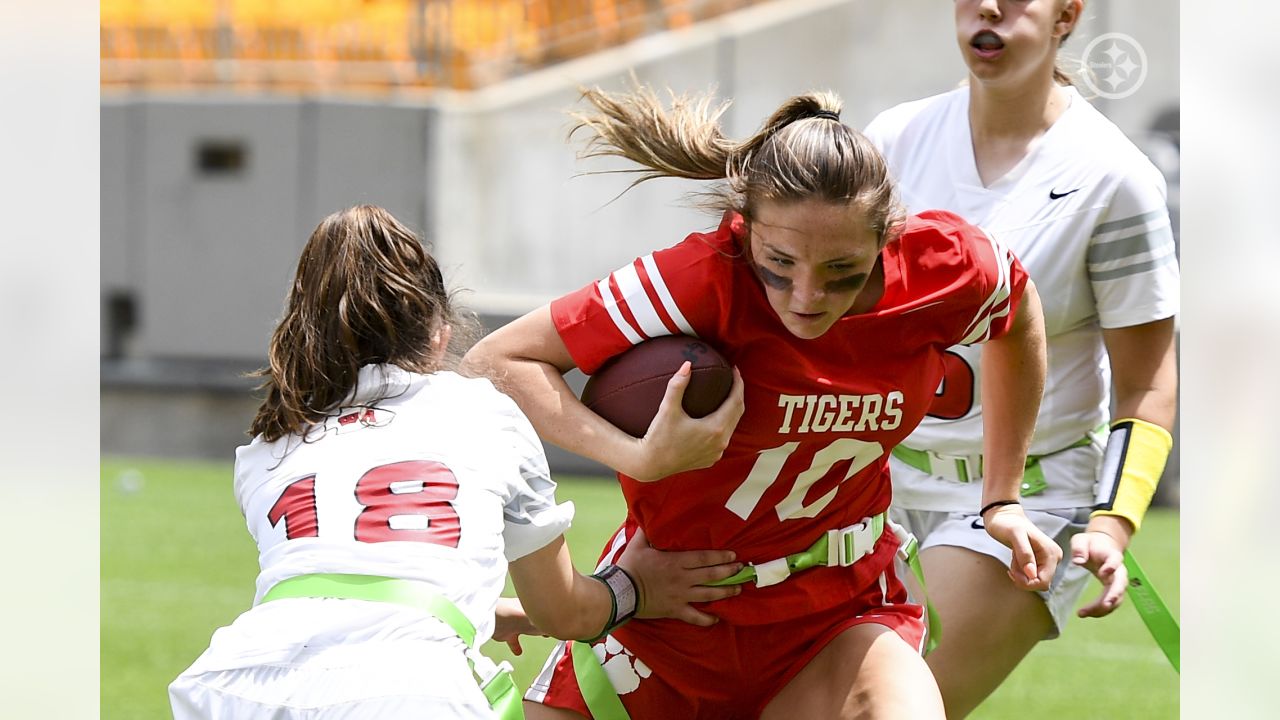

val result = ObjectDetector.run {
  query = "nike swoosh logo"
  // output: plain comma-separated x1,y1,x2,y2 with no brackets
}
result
903,300,946,315
970,517,985,530
1049,187,1081,200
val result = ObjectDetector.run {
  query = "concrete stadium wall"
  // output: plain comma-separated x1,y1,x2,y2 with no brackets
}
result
100,97,436,362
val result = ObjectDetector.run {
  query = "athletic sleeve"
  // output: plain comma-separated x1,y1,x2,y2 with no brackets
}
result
863,95,941,163
490,390,575,561
1088,164,1180,328
906,210,1030,347
956,224,1029,345
862,109,896,156
550,213,738,374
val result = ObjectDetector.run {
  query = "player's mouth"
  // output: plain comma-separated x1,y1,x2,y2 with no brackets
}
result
969,30,1005,60
789,310,827,323
785,310,830,338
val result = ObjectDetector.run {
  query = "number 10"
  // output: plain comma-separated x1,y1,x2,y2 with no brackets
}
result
725,438,883,522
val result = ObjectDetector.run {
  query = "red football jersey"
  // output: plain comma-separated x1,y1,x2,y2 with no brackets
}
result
551,209,1028,623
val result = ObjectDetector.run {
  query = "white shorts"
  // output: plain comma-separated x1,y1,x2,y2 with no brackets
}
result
890,506,1092,638
169,598,496,719
169,639,495,719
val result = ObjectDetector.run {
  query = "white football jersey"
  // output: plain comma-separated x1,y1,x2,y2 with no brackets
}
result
866,86,1179,509
185,366,573,675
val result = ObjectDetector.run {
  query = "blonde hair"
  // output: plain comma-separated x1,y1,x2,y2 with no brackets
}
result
571,84,905,246
249,205,465,441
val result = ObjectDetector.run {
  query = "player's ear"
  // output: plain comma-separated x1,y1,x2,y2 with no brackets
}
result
1054,0,1083,40
430,323,452,366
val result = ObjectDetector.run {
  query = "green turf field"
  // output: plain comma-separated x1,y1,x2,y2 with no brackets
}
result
102,457,1178,719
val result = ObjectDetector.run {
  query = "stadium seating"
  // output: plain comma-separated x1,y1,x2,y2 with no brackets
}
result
101,0,767,91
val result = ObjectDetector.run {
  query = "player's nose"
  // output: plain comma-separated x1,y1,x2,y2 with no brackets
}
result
789,272,825,310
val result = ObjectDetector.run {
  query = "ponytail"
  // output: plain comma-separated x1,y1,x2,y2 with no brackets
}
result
571,84,735,189
570,82,904,246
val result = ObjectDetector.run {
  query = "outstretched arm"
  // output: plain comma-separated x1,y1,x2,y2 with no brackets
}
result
1072,316,1177,618
976,280,1059,591
506,533,742,642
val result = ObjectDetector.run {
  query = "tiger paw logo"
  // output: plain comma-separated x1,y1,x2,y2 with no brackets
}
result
593,635,652,694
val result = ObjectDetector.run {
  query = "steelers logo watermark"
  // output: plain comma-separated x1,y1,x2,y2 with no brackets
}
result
1079,32,1148,100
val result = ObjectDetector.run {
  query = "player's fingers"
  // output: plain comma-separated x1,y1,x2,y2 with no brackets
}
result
658,361,693,411
709,367,747,425
1099,551,1124,576
1093,560,1115,584
686,584,742,603
671,606,721,627
1036,542,1061,586
1034,564,1055,590
1008,530,1039,583
507,637,524,655
1006,567,1034,590
1079,569,1127,618
1077,591,1110,618
727,367,746,408
1100,563,1128,609
687,562,745,585
678,549,738,570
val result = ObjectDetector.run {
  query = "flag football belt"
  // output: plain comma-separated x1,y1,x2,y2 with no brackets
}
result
705,513,889,589
261,573,523,720
890,426,1104,496
703,513,941,652
569,515,942,720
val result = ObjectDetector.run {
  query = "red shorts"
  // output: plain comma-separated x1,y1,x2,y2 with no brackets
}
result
524,565,926,719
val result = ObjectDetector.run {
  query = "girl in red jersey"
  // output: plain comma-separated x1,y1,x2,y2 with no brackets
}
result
463,86,1058,719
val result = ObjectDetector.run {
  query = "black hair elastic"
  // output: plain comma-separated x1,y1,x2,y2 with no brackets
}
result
979,499,1021,518
811,110,842,122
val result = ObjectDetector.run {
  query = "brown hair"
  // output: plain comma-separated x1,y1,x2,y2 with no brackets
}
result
571,83,905,246
249,205,461,441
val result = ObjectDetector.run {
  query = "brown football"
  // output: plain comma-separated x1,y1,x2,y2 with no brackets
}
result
581,335,734,438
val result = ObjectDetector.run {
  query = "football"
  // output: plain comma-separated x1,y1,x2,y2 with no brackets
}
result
582,335,734,438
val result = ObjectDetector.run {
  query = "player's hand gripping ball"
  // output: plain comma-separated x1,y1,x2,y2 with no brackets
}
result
582,335,733,438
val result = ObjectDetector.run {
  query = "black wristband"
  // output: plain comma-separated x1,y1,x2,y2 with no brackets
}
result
980,499,1020,518
587,564,638,640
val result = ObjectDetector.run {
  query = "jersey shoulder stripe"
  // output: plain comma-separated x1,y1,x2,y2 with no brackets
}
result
639,254,698,336
958,228,1016,344
897,210,1025,347
634,258,684,336
609,273,649,342
593,276,644,344
611,260,666,339
551,224,731,374
594,253,701,345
